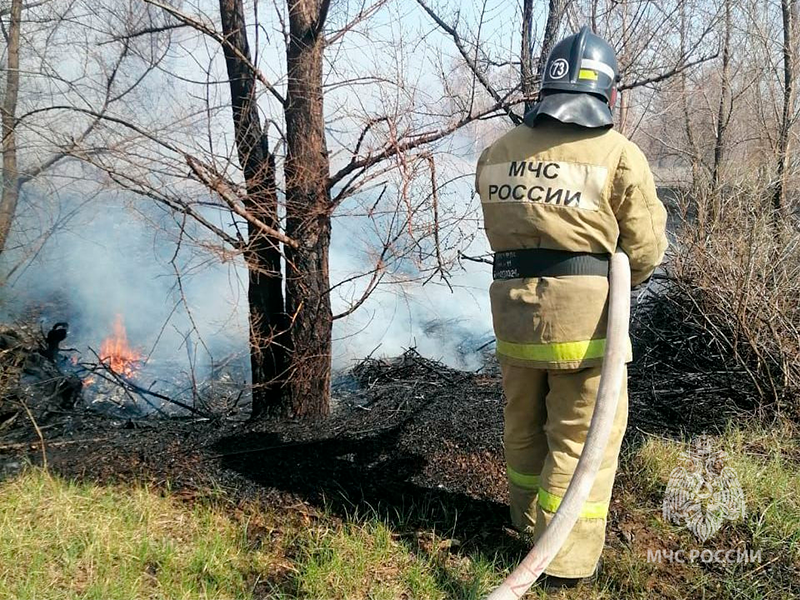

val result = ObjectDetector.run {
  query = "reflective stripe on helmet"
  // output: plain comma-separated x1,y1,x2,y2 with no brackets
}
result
496,338,606,363
538,487,609,519
581,58,616,80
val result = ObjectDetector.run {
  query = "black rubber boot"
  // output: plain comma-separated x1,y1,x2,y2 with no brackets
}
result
540,558,601,591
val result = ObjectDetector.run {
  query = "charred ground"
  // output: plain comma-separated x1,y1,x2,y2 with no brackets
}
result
0,283,783,598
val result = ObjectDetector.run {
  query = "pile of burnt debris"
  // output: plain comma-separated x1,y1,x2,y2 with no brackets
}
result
627,281,768,432
0,320,249,433
0,324,82,414
215,348,509,502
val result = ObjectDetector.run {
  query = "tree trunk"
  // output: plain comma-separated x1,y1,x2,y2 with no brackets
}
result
521,0,535,114
617,2,630,134
705,0,733,229
283,0,332,418
774,0,796,218
0,0,22,255
679,0,703,232
712,0,731,196
218,0,288,418
535,0,568,83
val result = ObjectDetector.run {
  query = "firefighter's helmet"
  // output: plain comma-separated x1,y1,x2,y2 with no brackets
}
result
525,26,620,128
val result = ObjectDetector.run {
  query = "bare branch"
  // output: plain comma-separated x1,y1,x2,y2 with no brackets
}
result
142,0,286,105
415,0,522,125
185,155,299,249
329,96,513,191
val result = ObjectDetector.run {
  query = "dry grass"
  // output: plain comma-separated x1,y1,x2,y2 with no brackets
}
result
665,186,800,413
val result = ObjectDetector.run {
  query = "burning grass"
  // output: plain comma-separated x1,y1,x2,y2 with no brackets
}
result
98,315,143,380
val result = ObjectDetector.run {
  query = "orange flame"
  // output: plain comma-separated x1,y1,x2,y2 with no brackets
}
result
100,315,141,378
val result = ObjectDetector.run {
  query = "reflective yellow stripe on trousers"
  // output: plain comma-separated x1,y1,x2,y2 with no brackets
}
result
507,465,540,490
538,488,609,520
496,338,607,363
508,466,608,519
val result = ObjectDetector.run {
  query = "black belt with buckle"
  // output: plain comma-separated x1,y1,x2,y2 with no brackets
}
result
493,248,610,280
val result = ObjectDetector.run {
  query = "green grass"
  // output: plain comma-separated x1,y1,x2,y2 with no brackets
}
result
636,422,800,564
625,422,800,600
0,470,503,600
0,471,272,599
1,423,798,599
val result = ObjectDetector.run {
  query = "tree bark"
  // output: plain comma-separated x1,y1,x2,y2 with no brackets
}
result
283,0,332,418
774,0,796,218
535,0,568,83
712,0,732,197
0,0,22,255
218,0,288,418
521,0,535,114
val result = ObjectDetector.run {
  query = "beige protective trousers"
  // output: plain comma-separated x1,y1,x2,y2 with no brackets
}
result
501,362,628,578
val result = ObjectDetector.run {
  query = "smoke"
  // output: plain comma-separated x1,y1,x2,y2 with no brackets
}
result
330,225,494,372
2,191,247,380
2,168,495,386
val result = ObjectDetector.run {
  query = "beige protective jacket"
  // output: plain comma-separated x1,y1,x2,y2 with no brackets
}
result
476,119,668,369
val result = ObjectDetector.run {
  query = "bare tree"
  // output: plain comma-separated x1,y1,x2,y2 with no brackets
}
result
773,0,797,216
680,0,703,192
73,0,514,418
521,0,536,114
537,1,570,83
520,0,571,115
423,0,717,137
0,0,171,262
282,0,335,416
712,0,733,192
215,0,288,417
0,0,22,253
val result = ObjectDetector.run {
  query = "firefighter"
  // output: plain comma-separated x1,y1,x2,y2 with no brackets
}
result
476,26,668,586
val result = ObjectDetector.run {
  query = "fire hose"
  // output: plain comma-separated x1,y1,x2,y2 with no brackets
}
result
485,249,631,600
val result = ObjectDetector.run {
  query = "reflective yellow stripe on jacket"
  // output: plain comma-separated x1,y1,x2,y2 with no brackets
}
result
496,338,606,363
477,119,667,369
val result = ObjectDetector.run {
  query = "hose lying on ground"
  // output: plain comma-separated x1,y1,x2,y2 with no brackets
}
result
485,249,631,600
